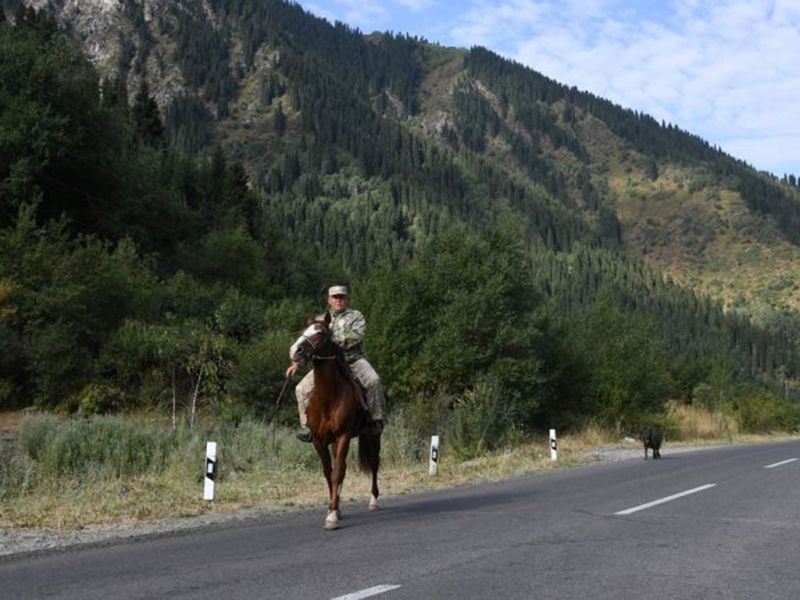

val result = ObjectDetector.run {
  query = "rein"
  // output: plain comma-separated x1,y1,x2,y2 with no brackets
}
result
275,375,291,407
298,330,338,362
307,327,339,361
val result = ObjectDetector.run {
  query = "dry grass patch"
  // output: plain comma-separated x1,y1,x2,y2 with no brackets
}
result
666,400,739,441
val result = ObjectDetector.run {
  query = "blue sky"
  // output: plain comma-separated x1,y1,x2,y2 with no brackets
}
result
298,0,800,178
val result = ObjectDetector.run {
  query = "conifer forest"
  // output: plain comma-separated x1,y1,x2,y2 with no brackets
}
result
2,1,800,441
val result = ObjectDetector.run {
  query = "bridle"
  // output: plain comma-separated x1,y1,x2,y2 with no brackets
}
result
297,324,337,361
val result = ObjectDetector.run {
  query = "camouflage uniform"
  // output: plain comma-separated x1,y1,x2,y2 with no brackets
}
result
295,308,385,426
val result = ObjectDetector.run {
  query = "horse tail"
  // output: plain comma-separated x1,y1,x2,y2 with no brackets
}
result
358,431,379,473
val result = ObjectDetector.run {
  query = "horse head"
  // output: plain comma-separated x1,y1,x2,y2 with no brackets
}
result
289,314,334,365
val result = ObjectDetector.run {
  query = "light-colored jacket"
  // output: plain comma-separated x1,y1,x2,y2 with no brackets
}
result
328,308,366,363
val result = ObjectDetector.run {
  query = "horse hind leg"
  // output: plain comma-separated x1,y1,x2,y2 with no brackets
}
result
368,472,380,511
368,434,381,511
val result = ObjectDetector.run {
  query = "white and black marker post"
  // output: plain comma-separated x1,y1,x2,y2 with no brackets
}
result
429,435,440,475
549,429,558,461
204,441,218,501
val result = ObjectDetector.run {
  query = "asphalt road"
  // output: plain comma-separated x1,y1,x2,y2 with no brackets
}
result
2,441,800,600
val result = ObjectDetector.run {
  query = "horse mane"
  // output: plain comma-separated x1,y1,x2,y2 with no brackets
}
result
329,342,355,383
313,319,360,394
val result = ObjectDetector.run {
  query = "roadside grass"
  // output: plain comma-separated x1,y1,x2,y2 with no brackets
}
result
0,408,795,531
666,400,740,441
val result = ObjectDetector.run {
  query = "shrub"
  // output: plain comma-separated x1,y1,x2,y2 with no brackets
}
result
17,414,178,479
667,400,739,440
627,411,681,440
76,382,127,415
403,388,453,443
377,410,424,466
736,391,799,433
213,289,267,343
225,331,293,421
446,377,515,459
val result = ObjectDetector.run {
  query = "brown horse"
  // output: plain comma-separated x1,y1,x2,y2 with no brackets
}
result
289,314,381,530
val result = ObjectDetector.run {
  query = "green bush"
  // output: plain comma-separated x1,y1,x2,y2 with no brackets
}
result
225,330,293,421
378,410,425,466
627,412,681,440
359,225,549,423
17,414,178,479
736,391,800,433
574,292,673,431
76,382,127,415
446,377,515,459
403,388,453,442
213,289,267,343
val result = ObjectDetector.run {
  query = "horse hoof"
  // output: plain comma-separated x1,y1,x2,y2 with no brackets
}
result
368,495,380,511
324,511,339,530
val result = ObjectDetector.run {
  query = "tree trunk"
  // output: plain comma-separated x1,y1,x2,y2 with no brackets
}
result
171,366,177,430
190,369,203,430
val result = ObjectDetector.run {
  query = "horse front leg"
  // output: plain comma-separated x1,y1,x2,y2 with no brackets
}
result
313,439,333,500
324,435,351,530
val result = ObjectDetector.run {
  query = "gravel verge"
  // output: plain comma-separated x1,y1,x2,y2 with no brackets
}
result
0,506,298,560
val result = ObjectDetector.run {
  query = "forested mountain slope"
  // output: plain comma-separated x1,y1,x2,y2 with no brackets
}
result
2,1,799,432
22,0,800,317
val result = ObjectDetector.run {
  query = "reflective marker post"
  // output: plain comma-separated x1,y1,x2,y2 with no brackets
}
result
429,435,440,475
549,429,558,461
204,441,217,501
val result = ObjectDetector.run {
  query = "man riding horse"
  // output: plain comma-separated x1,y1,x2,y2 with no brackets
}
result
286,285,385,442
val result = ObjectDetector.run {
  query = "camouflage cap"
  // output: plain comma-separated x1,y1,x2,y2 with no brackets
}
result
328,285,349,296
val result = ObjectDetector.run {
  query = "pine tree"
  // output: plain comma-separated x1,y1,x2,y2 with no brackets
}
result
645,158,659,181
132,79,164,147
273,102,287,136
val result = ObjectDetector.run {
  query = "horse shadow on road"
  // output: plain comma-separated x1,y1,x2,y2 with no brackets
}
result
337,482,534,530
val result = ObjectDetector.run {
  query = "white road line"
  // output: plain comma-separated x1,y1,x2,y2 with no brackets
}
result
330,585,402,600
614,484,717,516
765,458,798,469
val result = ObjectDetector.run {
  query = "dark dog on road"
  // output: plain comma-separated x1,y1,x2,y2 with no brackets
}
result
642,428,662,459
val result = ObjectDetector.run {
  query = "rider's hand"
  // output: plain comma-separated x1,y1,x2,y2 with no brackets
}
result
286,363,299,378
